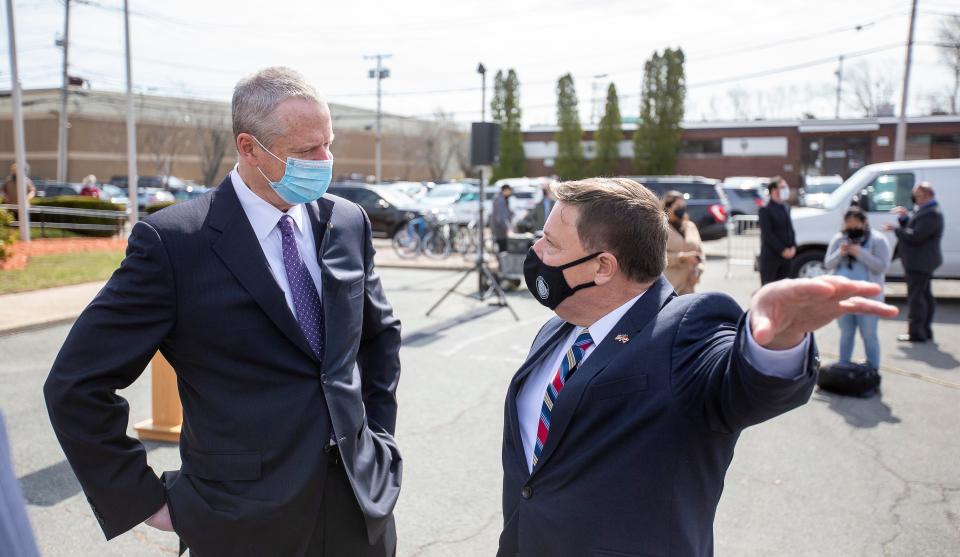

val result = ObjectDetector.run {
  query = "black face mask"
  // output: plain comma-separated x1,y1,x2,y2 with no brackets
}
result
523,249,602,310
911,195,917,205
673,207,686,219
845,228,865,240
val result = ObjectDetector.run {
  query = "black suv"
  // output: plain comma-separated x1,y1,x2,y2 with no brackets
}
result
327,182,422,238
622,176,729,241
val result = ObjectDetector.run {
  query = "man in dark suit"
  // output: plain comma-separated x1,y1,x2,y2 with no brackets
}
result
757,176,797,285
44,67,402,556
500,177,897,556
885,181,944,343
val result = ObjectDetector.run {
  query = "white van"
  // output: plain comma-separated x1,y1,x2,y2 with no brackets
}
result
790,159,958,280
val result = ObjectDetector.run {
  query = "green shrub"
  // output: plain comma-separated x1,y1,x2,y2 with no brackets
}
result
0,208,15,262
146,201,176,214
31,196,127,237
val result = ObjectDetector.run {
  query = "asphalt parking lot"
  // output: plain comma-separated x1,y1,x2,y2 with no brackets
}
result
2,256,958,556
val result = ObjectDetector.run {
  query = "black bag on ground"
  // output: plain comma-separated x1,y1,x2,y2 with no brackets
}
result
817,361,881,397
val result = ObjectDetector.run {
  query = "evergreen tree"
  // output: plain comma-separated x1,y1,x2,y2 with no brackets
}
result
633,48,686,175
491,69,525,181
555,73,587,181
592,82,624,176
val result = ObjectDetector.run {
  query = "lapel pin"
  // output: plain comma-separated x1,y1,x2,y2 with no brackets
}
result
615,334,630,344
328,222,334,229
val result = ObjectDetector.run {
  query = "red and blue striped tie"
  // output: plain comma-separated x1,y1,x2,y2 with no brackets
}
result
533,328,594,467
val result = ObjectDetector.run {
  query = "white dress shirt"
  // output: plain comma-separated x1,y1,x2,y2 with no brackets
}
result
230,167,323,314
517,293,810,472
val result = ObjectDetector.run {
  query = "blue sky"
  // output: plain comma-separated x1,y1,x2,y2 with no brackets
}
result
2,0,957,125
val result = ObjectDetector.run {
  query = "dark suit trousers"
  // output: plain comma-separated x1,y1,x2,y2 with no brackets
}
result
759,254,791,285
186,452,396,557
905,271,935,341
305,450,397,557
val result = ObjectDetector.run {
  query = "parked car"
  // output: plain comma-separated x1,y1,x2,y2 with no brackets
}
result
109,175,187,189
327,182,422,238
624,175,729,241
799,175,844,208
721,185,764,216
381,181,430,200
35,182,81,198
169,184,212,202
790,159,960,280
99,184,129,205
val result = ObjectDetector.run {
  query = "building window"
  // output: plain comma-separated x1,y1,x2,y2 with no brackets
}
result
907,134,960,160
679,139,722,157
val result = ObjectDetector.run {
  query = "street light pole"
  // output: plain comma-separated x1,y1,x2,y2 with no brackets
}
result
57,0,70,184
894,0,918,161
478,63,487,123
5,0,29,242
834,55,844,120
365,53,391,183
124,0,139,225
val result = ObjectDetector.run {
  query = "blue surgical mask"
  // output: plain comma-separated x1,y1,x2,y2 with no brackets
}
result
253,136,333,205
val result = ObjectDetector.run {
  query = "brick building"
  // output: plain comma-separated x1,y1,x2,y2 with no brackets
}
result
0,88,468,185
523,115,960,185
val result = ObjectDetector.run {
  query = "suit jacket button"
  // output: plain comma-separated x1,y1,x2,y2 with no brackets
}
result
320,373,327,384
521,486,533,499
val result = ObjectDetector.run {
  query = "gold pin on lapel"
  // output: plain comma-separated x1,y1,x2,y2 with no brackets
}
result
615,334,630,344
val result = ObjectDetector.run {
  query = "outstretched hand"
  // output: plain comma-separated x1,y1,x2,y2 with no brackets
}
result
750,276,899,350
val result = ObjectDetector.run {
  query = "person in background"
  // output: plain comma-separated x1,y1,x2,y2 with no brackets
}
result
492,183,514,253
517,181,556,234
80,175,102,198
1,163,36,205
883,181,944,343
824,206,891,370
757,176,796,285
662,190,704,295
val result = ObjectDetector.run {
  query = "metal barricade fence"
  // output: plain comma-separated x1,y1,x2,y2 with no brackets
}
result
1,203,128,237
725,215,761,277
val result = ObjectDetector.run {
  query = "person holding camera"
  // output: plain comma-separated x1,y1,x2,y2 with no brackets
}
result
824,206,891,370
662,190,704,295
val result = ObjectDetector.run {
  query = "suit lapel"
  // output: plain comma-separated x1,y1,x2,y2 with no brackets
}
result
208,177,318,363
304,197,336,368
529,277,677,477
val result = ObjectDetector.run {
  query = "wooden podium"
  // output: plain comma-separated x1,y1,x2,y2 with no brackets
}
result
134,352,182,443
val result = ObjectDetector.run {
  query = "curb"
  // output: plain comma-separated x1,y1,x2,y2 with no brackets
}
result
0,316,78,337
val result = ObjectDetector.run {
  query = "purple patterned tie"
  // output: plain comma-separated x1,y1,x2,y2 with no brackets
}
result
278,215,324,360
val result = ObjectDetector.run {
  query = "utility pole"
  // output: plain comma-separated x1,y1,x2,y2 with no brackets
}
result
56,0,70,184
365,53,391,183
895,0,918,161
124,0,139,225
5,0,30,242
834,55,844,119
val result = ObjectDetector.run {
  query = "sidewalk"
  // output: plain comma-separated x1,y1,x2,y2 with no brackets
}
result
0,240,494,335
0,281,105,335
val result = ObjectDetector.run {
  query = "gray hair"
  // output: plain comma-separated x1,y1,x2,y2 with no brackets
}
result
232,67,325,148
916,181,935,197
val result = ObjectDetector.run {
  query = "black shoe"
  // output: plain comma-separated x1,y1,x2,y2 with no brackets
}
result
897,334,928,343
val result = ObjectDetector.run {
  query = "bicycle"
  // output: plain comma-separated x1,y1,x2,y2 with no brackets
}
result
391,212,451,260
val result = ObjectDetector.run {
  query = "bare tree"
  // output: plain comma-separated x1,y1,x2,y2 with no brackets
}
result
194,109,233,186
939,15,960,113
422,111,464,181
727,87,751,120
846,62,895,117
141,110,189,182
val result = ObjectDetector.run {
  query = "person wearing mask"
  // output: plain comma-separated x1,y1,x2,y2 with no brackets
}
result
44,67,402,556
757,176,796,285
517,182,556,234
80,174,102,198
662,190,704,295
824,207,891,370
498,177,897,556
492,184,514,253
1,164,36,205
883,181,944,343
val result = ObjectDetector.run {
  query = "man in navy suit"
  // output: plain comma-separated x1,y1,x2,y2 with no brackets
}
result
500,177,897,556
45,67,401,556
